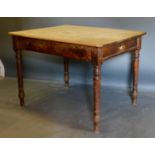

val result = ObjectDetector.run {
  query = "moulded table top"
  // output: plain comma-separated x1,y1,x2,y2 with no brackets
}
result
9,25,146,47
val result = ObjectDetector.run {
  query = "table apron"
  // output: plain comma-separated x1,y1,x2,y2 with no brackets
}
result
12,37,95,62
12,36,139,63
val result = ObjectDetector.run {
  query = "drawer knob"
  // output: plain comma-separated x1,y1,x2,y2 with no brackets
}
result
119,45,125,50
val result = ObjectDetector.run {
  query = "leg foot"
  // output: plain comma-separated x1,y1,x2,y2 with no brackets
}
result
19,88,25,107
94,113,100,133
19,98,24,107
132,88,138,106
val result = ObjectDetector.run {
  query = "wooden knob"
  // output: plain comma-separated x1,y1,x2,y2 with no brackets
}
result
119,44,125,50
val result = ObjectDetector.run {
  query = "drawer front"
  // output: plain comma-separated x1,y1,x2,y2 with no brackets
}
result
102,38,137,58
14,37,92,61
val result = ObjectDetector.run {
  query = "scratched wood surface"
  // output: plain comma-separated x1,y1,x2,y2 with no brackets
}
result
9,25,145,47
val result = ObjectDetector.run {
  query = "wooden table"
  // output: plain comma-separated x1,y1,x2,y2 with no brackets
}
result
9,25,146,133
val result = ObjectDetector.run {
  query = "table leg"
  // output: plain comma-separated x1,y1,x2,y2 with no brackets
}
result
15,50,25,106
93,63,101,133
132,49,140,105
64,58,69,87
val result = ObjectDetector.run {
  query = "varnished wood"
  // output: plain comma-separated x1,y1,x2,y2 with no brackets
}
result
132,37,141,105
12,36,93,61
15,50,25,106
92,48,103,133
93,64,101,133
102,38,137,60
9,25,146,133
64,58,69,87
9,25,145,47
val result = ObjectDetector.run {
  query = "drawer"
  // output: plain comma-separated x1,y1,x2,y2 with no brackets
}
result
15,37,92,61
102,38,137,58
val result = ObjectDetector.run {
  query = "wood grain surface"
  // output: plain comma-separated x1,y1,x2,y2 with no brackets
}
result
9,25,146,47
9,25,146,133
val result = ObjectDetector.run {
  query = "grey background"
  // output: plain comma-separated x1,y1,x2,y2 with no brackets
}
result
0,18,154,90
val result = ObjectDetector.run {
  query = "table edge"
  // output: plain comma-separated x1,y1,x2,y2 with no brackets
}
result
9,32,146,48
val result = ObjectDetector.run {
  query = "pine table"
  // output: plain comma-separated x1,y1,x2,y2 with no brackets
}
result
9,25,146,133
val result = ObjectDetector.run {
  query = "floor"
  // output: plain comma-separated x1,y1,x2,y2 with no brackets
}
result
0,78,155,138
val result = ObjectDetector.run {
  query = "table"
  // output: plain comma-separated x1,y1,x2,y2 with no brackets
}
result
9,25,146,133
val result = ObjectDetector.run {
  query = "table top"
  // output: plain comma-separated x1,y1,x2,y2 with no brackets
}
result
9,25,146,47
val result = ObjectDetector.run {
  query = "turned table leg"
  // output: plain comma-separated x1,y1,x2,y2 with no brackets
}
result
132,49,140,105
15,50,25,106
64,58,69,87
93,63,101,133
132,37,141,105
